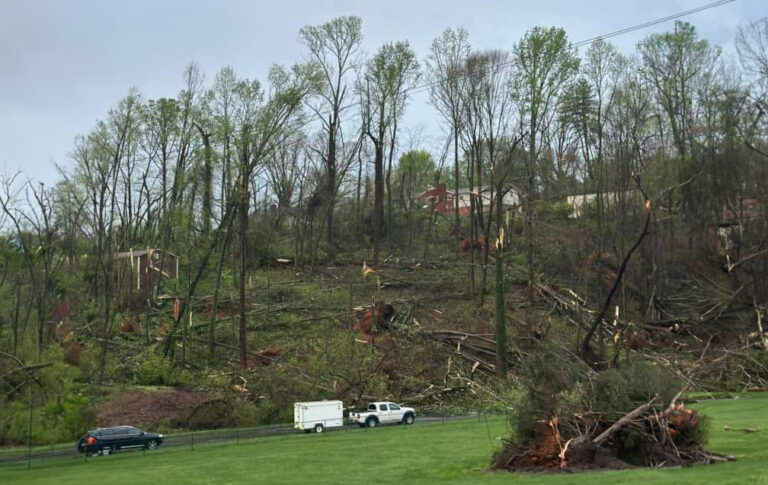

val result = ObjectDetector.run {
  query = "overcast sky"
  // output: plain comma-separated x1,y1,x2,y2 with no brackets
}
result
0,0,763,186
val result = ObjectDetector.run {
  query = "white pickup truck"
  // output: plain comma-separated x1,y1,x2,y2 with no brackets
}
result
348,402,416,428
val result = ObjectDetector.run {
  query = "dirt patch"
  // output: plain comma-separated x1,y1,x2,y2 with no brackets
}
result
98,388,213,428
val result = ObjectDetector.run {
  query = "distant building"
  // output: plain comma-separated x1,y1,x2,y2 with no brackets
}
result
113,249,179,306
417,183,519,216
719,198,760,226
565,191,636,219
714,199,762,259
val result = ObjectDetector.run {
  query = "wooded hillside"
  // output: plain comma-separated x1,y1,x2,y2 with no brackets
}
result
1,15,767,451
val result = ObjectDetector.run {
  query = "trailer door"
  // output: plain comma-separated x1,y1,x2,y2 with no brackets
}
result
294,403,304,429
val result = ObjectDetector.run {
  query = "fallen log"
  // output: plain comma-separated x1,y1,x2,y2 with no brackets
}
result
593,397,658,446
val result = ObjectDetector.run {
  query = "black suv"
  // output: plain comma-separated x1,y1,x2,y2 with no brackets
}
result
77,426,164,455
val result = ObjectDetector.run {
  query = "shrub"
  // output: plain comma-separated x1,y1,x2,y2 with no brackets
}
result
0,392,97,446
77,343,121,383
186,397,259,430
535,200,572,221
42,394,98,443
591,357,682,418
511,345,591,445
131,351,193,387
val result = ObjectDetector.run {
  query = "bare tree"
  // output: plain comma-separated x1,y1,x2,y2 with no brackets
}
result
736,18,768,159
736,17,768,87
300,16,363,262
0,178,65,357
428,27,471,257
66,91,141,381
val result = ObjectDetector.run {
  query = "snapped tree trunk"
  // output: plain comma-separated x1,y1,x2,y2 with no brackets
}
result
199,128,213,235
373,142,384,267
326,120,337,262
581,204,651,364
494,192,508,378
238,182,249,369
454,126,461,258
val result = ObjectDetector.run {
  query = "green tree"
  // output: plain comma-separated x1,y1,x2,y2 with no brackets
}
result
512,26,579,323
360,41,420,267
638,21,720,159
394,149,435,199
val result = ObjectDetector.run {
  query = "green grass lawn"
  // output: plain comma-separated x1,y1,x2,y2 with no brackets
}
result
2,395,767,485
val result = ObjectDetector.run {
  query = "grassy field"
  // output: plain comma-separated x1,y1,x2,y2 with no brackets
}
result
2,395,767,485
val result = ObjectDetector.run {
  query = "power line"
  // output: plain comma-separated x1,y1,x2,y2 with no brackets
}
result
573,0,735,47
302,0,736,133
406,0,735,98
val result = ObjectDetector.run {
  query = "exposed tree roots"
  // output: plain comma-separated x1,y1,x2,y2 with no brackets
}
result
493,394,734,473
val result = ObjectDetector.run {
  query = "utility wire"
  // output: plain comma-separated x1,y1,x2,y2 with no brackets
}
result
300,0,736,132
573,0,735,47
405,0,736,97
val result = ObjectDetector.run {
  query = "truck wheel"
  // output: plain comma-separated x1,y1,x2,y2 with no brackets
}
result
365,417,378,428
403,414,415,425
314,424,324,433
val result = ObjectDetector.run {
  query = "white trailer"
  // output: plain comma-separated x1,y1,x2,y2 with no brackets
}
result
294,400,344,433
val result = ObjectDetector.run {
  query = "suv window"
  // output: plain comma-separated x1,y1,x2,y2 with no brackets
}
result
379,404,388,411
389,404,400,410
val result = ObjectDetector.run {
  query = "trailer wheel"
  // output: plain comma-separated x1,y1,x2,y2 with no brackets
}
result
365,417,378,428
314,424,324,433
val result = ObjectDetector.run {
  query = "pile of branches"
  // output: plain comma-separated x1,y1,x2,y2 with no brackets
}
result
421,330,520,375
493,391,733,472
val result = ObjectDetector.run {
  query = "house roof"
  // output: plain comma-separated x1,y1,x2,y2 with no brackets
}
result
115,249,179,259
417,185,518,197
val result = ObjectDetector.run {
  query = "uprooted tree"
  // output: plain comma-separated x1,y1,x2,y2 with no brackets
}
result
492,350,731,472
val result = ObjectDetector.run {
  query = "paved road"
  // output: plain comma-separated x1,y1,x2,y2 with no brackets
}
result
0,415,483,465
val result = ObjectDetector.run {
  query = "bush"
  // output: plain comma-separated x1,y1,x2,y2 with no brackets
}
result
511,345,592,446
535,200,572,221
591,357,682,419
77,343,121,383
41,394,99,443
186,398,259,430
0,392,97,446
131,351,193,387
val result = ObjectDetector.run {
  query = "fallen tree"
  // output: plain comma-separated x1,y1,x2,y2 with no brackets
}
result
494,392,732,472
492,350,733,473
